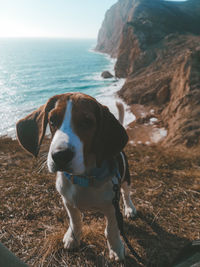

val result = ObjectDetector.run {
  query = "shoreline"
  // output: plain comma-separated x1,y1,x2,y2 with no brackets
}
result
89,46,136,126
93,48,168,146
1,40,166,146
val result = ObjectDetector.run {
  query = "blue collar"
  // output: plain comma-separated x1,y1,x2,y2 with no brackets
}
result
63,160,121,187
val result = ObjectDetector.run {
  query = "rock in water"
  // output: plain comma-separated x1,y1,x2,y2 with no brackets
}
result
101,71,114,79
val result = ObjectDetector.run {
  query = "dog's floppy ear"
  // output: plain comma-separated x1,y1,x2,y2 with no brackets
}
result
94,105,128,167
16,96,58,157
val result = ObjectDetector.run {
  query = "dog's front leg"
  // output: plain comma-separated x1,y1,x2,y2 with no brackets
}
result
62,197,82,250
121,181,137,219
104,205,125,261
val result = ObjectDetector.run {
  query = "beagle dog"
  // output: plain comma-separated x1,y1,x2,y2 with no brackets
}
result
16,92,136,261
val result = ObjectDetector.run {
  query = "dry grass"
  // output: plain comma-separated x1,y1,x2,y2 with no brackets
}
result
0,137,200,266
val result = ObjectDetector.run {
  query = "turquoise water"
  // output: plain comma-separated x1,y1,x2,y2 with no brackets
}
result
0,38,133,137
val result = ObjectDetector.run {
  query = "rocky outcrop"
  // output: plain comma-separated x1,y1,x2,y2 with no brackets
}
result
101,71,114,79
96,0,200,147
115,0,200,78
96,0,200,61
162,45,200,147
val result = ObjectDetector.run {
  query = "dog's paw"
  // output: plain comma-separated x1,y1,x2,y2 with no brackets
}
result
63,229,80,250
108,240,125,261
124,206,137,219
108,245,125,261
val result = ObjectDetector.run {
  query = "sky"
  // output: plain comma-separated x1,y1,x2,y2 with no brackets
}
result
0,0,188,39
0,0,117,39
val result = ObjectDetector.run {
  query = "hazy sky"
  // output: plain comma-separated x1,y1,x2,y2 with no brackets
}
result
0,0,188,39
0,0,117,39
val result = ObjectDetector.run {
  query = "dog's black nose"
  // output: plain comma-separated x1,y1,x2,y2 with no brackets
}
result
52,149,74,167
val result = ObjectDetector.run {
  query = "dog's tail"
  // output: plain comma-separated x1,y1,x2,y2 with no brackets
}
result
116,101,125,125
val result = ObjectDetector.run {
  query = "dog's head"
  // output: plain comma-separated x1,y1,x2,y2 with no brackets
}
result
16,93,128,174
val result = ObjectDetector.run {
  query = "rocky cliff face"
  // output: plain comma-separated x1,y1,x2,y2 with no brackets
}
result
115,0,200,77
95,0,134,57
96,0,200,147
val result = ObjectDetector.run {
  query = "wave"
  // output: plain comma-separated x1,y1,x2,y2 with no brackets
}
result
0,39,134,138
96,79,135,127
88,50,135,127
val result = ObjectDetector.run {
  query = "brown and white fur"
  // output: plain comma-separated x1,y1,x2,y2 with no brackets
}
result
16,92,136,261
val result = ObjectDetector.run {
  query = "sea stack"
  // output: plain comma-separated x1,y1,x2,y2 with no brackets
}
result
101,71,114,79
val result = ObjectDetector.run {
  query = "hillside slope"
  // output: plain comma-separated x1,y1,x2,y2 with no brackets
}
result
1,137,200,266
96,0,200,147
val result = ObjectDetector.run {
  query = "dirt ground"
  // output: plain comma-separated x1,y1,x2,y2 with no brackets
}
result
0,136,200,266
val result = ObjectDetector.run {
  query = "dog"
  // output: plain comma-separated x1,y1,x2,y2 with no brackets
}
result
16,92,137,261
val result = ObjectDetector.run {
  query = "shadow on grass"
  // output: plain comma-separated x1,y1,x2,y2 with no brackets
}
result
123,210,190,267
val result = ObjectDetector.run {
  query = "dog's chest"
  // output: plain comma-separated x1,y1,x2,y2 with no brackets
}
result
56,172,114,211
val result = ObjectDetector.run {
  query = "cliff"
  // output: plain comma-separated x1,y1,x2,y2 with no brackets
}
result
96,0,200,147
95,0,134,57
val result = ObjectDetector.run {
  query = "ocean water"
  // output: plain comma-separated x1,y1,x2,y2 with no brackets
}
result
0,38,134,137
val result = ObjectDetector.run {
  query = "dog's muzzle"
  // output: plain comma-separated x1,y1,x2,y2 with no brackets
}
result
51,148,74,170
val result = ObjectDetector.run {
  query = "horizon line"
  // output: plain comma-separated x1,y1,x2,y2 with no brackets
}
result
0,36,97,40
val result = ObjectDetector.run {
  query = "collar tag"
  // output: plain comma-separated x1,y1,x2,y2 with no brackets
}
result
112,177,119,185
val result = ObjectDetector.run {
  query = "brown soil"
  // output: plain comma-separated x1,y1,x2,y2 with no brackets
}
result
1,136,200,266
127,104,165,146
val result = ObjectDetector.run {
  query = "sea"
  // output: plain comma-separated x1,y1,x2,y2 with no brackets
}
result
0,38,134,138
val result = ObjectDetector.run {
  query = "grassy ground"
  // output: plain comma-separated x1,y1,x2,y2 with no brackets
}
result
0,137,200,266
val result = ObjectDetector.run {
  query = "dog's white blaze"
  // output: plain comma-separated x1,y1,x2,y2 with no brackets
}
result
47,100,85,174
